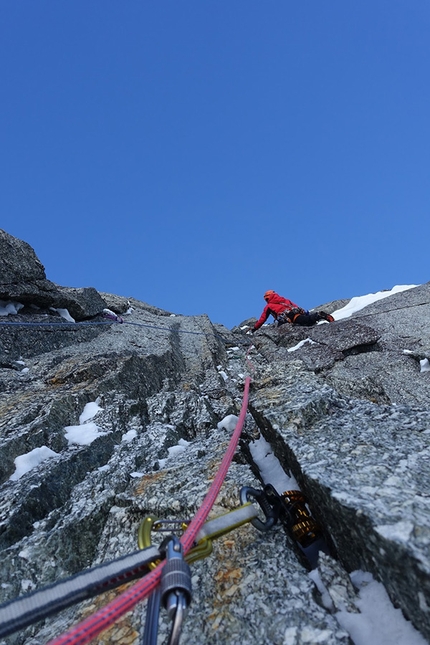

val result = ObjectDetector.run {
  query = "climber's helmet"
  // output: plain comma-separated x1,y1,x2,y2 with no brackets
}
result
264,290,276,302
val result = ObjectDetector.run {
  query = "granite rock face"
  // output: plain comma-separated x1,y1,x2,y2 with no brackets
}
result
0,230,46,285
0,233,430,645
0,230,106,320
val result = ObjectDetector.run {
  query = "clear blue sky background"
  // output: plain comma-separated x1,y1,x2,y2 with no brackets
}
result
1,2,429,328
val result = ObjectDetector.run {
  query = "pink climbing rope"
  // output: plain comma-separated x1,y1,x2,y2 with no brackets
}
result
47,377,251,645
180,375,251,552
245,342,257,376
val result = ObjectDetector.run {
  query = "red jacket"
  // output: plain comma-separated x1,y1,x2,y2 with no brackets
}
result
254,293,299,330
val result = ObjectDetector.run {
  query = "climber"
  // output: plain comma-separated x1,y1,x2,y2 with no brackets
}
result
250,290,334,332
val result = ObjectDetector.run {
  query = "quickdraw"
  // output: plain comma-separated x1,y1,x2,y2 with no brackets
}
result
138,503,261,565
0,504,261,641
138,498,277,644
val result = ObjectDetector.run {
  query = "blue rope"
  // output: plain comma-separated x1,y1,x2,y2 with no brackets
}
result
0,318,249,345
122,320,216,336
0,319,212,336
0,321,113,328
0,320,242,340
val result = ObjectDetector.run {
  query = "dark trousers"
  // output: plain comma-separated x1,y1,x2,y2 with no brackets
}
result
278,312,321,327
292,312,321,326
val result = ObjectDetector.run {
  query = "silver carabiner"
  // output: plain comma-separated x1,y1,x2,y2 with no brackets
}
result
161,537,192,645
166,591,188,645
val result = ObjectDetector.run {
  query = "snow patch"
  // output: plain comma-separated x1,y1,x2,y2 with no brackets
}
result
21,580,35,593
64,423,109,446
0,300,24,316
167,444,186,457
420,359,430,373
217,415,239,432
79,400,103,424
122,429,138,443
64,400,108,445
157,438,191,470
332,285,418,320
216,365,229,381
18,549,31,560
336,572,427,645
9,446,59,481
308,569,334,611
309,568,427,644
51,308,75,322
249,434,298,492
287,338,316,353
375,521,414,542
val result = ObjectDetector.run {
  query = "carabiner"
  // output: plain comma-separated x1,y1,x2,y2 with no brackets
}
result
138,516,163,570
161,536,192,645
138,504,259,566
239,486,280,532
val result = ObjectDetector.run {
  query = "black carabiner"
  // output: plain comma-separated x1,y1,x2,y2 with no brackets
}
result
239,486,280,532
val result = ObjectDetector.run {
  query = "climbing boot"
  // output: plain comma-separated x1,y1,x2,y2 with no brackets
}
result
319,311,334,322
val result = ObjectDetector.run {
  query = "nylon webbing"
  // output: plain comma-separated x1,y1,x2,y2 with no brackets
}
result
0,546,160,638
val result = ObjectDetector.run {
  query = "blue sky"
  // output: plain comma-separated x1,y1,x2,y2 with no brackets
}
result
1,2,429,328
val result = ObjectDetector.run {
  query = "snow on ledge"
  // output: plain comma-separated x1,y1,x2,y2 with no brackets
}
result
10,446,58,481
287,338,316,353
332,285,418,321
0,300,24,316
